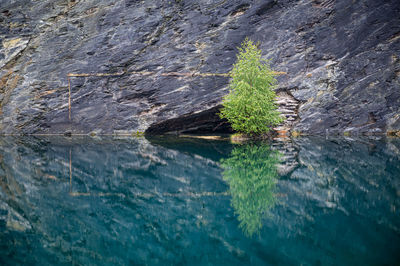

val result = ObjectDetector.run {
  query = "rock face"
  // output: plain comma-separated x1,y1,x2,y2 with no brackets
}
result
274,91,300,135
0,0,399,134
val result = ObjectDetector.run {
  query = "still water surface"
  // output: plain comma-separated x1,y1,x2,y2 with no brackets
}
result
0,136,399,265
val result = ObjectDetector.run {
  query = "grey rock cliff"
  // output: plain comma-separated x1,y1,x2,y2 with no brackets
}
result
0,0,399,134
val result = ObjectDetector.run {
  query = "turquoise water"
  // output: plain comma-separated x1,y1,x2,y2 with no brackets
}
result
0,136,399,265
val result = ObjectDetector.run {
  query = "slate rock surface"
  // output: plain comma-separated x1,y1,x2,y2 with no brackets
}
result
0,0,399,134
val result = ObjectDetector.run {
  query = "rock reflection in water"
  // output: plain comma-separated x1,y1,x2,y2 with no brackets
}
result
0,136,399,265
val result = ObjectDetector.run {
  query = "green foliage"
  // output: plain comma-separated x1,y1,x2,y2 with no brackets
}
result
220,143,280,236
220,39,284,135
132,131,145,137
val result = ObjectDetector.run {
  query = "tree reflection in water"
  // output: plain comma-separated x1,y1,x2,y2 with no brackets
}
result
221,143,280,236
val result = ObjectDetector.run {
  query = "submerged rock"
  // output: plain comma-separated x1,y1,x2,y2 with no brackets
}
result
0,0,399,134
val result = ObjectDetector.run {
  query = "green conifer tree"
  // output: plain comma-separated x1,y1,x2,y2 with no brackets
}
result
220,39,284,135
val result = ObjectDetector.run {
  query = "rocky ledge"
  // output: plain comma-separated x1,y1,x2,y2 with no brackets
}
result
0,0,399,135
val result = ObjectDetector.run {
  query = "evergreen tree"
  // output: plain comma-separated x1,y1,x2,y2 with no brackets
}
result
220,39,284,135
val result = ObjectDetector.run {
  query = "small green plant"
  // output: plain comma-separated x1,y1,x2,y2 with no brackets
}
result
132,131,144,137
219,39,284,136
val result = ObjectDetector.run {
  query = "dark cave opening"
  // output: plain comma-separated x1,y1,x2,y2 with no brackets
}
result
145,105,234,135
